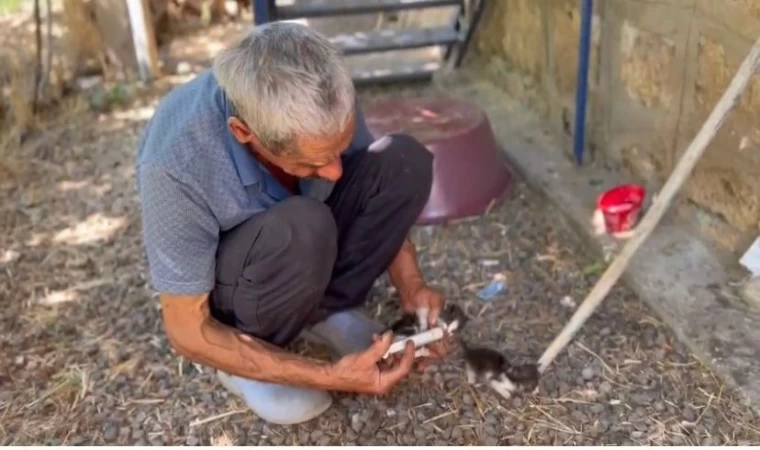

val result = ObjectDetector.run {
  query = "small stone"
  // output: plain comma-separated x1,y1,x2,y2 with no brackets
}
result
186,436,199,446
318,436,331,446
485,436,499,446
582,367,595,380
270,436,284,445
590,403,604,414
351,413,364,433
570,410,587,422
598,381,612,394
103,423,119,442
600,327,611,336
653,401,666,412
462,394,473,405
631,431,644,439
298,430,309,443
509,435,523,445
14,355,24,365
451,427,463,440
413,428,426,440
176,62,192,75
310,430,323,441
682,406,696,422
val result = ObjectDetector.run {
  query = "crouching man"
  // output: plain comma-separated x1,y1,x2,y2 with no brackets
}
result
135,22,448,424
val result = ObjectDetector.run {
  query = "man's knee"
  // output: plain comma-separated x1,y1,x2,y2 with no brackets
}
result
213,197,338,345
370,133,433,201
262,197,338,283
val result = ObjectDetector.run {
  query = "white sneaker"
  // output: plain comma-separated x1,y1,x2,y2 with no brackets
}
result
217,371,332,425
300,308,386,357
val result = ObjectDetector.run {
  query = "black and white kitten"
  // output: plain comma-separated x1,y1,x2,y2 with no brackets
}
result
459,340,540,399
386,304,469,357
387,303,469,336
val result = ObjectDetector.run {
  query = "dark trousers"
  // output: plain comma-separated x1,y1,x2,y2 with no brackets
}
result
210,134,433,347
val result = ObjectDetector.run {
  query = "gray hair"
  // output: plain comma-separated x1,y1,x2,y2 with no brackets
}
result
213,22,355,155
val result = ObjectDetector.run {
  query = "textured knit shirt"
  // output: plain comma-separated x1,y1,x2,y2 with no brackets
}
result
136,69,374,295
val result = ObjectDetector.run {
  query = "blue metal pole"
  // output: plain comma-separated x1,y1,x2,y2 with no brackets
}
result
253,0,272,25
573,0,593,165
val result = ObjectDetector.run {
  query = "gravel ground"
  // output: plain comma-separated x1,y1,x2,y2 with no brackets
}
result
2,28,760,447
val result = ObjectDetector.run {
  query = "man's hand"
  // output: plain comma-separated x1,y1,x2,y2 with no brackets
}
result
401,284,451,371
329,332,415,395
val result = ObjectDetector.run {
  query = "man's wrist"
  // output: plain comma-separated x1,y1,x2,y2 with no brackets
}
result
396,276,425,305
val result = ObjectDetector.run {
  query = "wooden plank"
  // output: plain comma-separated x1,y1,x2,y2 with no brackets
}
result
126,0,160,81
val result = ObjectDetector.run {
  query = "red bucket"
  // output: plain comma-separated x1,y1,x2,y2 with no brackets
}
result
597,184,646,234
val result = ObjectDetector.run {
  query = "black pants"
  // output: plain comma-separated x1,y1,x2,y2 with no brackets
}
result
210,134,433,347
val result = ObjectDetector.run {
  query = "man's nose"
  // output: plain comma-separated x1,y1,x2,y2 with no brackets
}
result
317,160,342,182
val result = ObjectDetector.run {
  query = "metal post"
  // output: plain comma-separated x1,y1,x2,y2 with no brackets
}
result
253,0,274,25
572,0,593,165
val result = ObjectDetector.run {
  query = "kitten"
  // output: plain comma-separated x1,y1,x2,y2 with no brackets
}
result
387,304,469,336
385,304,469,357
459,339,539,400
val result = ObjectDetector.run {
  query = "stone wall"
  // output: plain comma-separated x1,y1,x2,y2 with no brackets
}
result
470,0,760,258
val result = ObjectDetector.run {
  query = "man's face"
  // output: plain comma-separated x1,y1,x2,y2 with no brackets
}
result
228,115,356,183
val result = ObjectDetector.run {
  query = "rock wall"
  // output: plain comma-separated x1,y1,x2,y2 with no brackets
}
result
470,0,760,257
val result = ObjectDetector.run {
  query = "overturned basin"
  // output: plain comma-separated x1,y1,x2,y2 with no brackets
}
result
364,96,512,225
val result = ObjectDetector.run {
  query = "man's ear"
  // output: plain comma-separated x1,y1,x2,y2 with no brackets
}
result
227,117,256,145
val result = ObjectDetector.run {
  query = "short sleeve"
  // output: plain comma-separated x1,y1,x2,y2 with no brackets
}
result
137,163,219,295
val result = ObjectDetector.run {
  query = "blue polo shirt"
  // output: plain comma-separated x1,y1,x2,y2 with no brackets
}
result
136,70,374,295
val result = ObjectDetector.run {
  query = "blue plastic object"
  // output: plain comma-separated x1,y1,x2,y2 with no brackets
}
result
573,0,593,165
477,275,507,301
253,0,274,25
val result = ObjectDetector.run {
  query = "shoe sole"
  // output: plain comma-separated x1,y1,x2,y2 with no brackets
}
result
217,371,333,425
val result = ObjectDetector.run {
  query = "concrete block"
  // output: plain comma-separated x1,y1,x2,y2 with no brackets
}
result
677,202,749,255
619,20,677,109
685,166,760,231
496,0,545,79
696,0,760,41
598,0,694,172
549,0,602,97
676,23,760,235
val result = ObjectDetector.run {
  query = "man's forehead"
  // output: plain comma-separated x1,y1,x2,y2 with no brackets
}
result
297,117,356,159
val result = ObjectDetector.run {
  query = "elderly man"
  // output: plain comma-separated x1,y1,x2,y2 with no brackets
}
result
136,22,448,424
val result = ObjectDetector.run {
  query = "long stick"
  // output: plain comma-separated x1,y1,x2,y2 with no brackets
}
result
538,37,760,374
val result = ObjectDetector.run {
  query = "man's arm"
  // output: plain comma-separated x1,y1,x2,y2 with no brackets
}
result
161,293,415,394
387,237,426,306
161,293,335,388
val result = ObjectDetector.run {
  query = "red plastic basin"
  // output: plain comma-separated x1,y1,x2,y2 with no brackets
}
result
364,97,512,225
